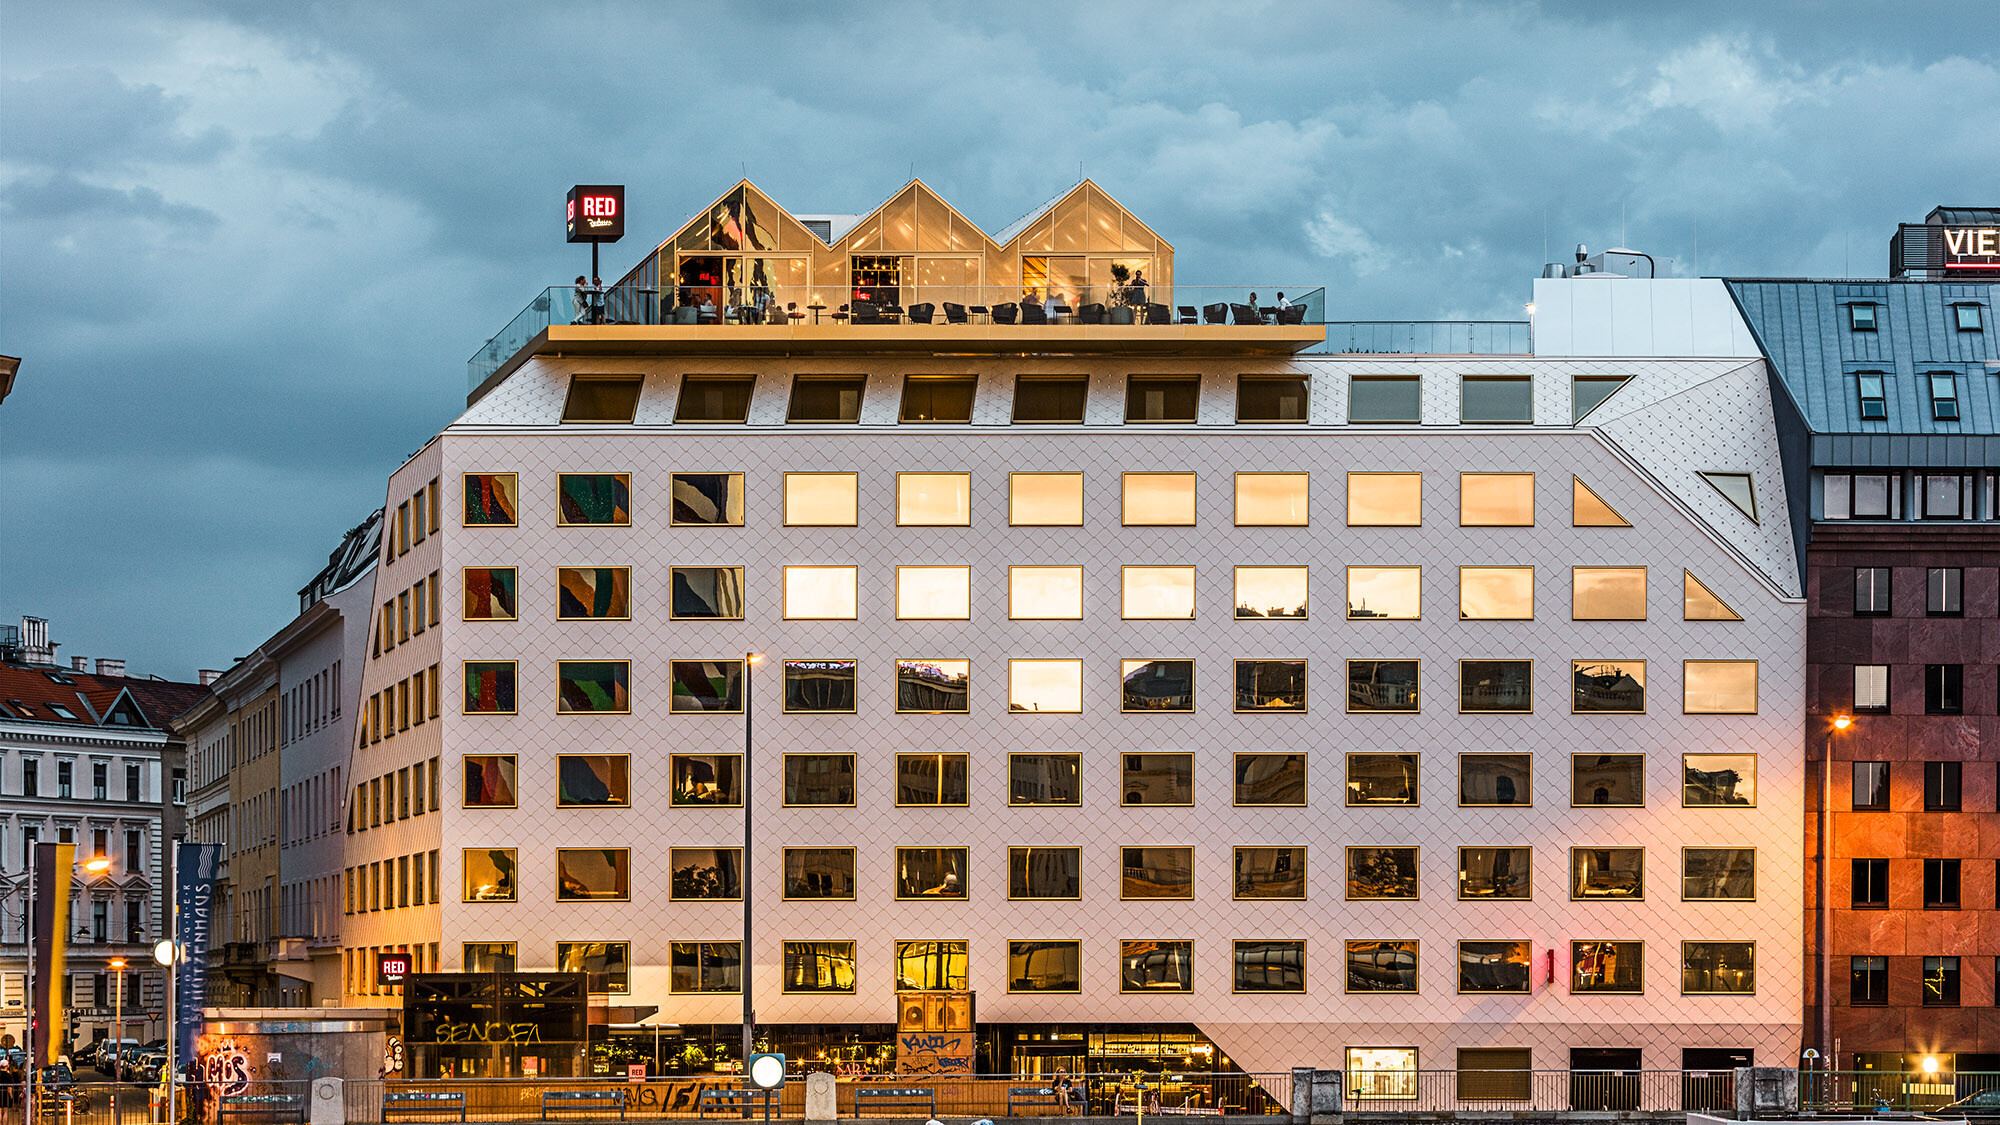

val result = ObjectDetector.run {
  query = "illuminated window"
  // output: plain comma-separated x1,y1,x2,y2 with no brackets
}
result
782,848,855,900
463,473,519,527
1459,848,1530,900
1458,943,1531,994
896,753,969,806
897,472,970,525
1572,660,1645,713
1572,754,1643,806
670,473,745,526
1233,940,1303,993
1460,753,1531,805
556,941,630,993
669,942,740,993
668,660,740,713
1347,753,1417,806
1683,753,1756,806
556,848,630,901
1346,941,1418,993
1121,846,1193,898
1571,848,1643,900
1349,375,1420,423
461,567,517,621
1460,376,1532,424
461,849,515,902
1235,566,1307,619
1347,566,1420,619
896,847,968,899
782,566,858,619
1683,848,1755,900
671,566,743,620
463,943,516,974
558,661,630,714
783,755,855,806
1009,472,1083,525
897,659,969,712
557,473,630,526
1121,940,1193,992
557,566,631,620
1234,846,1306,900
1681,942,1754,994
1007,941,1080,992
782,941,855,993
783,473,858,526
1459,567,1533,620
1347,472,1421,525
1236,659,1306,711
786,375,865,423
1009,848,1081,899
1684,661,1757,714
1010,659,1082,713
895,940,968,991
899,375,976,423
1122,566,1194,619
1013,375,1088,424
557,755,629,807
896,567,971,619
668,847,742,900
1347,847,1418,899
1460,473,1534,525
1347,659,1418,713
1572,567,1646,619
675,375,754,423
670,754,740,807
1121,659,1193,712
1121,754,1194,807
1125,375,1198,423
1238,376,1308,423
1571,941,1642,993
462,662,516,715
783,659,855,713
1010,566,1084,619
1236,473,1309,525
1123,472,1196,525
1009,754,1080,806
560,375,642,423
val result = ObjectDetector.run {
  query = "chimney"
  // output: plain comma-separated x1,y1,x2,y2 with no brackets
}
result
96,658,126,678
19,617,58,665
199,670,223,687
70,657,87,672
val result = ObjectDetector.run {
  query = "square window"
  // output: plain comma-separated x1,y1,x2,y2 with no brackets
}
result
1925,665,1964,715
1572,660,1645,713
1009,847,1081,899
557,473,631,526
1235,473,1309,525
1347,1048,1419,1100
1346,940,1418,993
787,375,866,423
894,940,969,991
668,847,742,900
781,941,855,993
1573,567,1646,619
1347,565,1420,619
670,754,741,806
1457,942,1531,994
1460,376,1532,424
1683,752,1756,806
1848,304,1877,331
783,566,858,619
1571,941,1643,993
1125,375,1199,423
1121,846,1193,899
1460,473,1534,525
1684,848,1756,900
462,755,517,808
1238,376,1308,422
557,566,631,620
671,566,745,620
675,375,754,423
1347,659,1418,713
1234,752,1306,806
1459,660,1532,713
463,473,519,526
896,847,968,899
669,942,741,993
899,375,976,423
1234,846,1306,900
556,848,630,901
1349,375,1420,423
1925,761,1963,811
1924,955,1961,1006
1571,848,1644,899
1237,659,1307,711
1012,566,1084,619
461,567,518,621
670,473,745,526
898,659,969,713
1121,754,1194,806
668,659,740,713
461,848,515,902
783,754,855,806
783,848,856,900
462,662,517,715
784,659,856,713
1853,567,1890,615
1007,940,1081,992
1123,472,1196,525
1009,753,1081,806
1232,940,1304,993
560,375,643,423
1347,472,1421,525
1122,566,1194,619
896,567,971,619
783,473,858,526
1955,304,1983,332
896,753,969,806
1009,472,1083,525
556,941,630,993
1850,956,1888,1005
1921,473,1969,519
1346,847,1418,900
1924,858,1961,909
1851,762,1889,811
557,755,629,807
1459,847,1530,900
1010,659,1082,713
1347,753,1418,806
1928,567,1964,616
1460,566,1534,620
1856,372,1888,421
897,472,971,525
1235,566,1307,619
1013,375,1088,424
1460,753,1531,805
1121,939,1194,992
1121,659,1193,712
558,661,631,714
1681,942,1754,994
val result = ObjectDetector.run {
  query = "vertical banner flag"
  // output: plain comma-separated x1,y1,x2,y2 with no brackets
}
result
174,842,223,1062
30,842,75,1066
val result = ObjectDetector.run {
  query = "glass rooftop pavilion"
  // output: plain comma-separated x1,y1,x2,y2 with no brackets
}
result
466,180,1528,397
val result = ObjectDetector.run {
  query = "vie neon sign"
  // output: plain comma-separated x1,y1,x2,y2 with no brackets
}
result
1944,226,2000,268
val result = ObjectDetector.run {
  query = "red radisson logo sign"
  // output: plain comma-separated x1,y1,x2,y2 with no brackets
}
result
566,185,625,244
377,951,412,986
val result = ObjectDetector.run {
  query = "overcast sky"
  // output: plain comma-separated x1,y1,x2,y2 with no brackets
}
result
2,1,1995,680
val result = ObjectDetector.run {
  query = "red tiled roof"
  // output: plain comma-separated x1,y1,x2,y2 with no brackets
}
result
0,663,208,729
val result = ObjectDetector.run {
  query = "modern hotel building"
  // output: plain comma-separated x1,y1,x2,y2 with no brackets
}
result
338,181,1806,1088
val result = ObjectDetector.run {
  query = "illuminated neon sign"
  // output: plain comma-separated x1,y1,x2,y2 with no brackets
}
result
566,185,625,243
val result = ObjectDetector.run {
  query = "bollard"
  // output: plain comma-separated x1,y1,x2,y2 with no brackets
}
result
310,1078,344,1125
804,1073,837,1125
1290,1068,1313,1121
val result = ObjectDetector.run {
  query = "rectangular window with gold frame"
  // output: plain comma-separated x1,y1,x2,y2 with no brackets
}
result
1011,566,1084,619
1458,942,1531,994
1346,940,1418,993
557,473,631,526
558,661,630,714
898,659,969,712
1233,940,1304,993
671,754,740,806
557,848,630,901
1123,566,1195,619
1236,472,1309,525
1348,375,1420,423
896,753,969,806
1009,472,1084,525
1682,941,1754,994
1572,754,1644,806
1010,659,1082,713
1007,940,1081,993
1571,940,1642,994
783,659,856,713
461,848,515,902
783,473,858,526
1237,376,1308,423
1121,754,1193,806
674,375,754,424
1348,565,1420,619
561,375,643,423
556,940,630,993
557,754,629,807
1234,846,1306,899
668,847,741,900
1684,661,1758,714
899,375,976,424
783,754,855,806
897,472,971,525
463,662,516,714
1459,847,1530,899
1572,661,1645,713
1572,567,1647,619
1348,659,1418,712
1009,753,1080,806
895,940,969,991
1347,847,1418,899
1009,847,1081,899
669,942,741,994
1121,659,1193,712
1459,567,1533,620
782,566,858,620
1126,375,1199,423
557,566,631,620
896,847,968,899
670,472,745,526
464,473,519,527
783,848,855,900
787,375,866,423
1013,375,1087,424
462,567,518,621
463,942,516,974
1683,848,1755,900
1236,659,1306,711
1347,753,1418,806
1123,471,1196,525
1236,566,1307,619
1235,753,1306,806
669,660,740,713
1683,752,1756,806
671,566,744,620
897,567,971,619
1460,376,1532,424
781,941,856,993
1122,940,1194,992
1460,753,1531,806
1459,660,1531,713
1346,472,1422,525
1121,845,1192,898
1571,848,1644,900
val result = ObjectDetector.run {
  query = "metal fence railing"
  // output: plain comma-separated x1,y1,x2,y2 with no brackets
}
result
1802,1068,1997,1114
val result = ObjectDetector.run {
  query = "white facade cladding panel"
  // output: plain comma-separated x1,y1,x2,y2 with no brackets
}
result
347,350,1803,1072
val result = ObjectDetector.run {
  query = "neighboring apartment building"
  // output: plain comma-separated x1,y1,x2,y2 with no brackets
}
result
0,618,206,1048
178,661,281,1005
343,180,1806,1093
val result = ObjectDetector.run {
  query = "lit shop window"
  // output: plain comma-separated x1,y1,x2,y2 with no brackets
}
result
1007,941,1081,993
1233,940,1303,993
783,473,858,526
786,375,865,423
1009,659,1082,713
783,566,858,620
556,848,630,901
1346,847,1418,900
896,753,969,806
898,660,969,713
1121,659,1193,713
556,941,630,993
1126,375,1199,423
461,848,516,902
1123,472,1196,525
1460,473,1533,525
1347,472,1421,525
1235,472,1308,525
560,375,642,423
557,567,630,620
1459,661,1531,714
1683,849,1755,901
675,375,754,423
670,473,746,526
557,473,630,526
461,568,518,621
1234,753,1306,807
898,472,971,525
782,941,856,993
1458,943,1530,995
783,755,855,806
1684,661,1757,714
784,659,856,713
896,847,968,899
1122,566,1194,619
671,566,744,620
1458,848,1530,900
669,942,741,994
1571,848,1643,900
1237,376,1307,423
463,473,519,527
1349,375,1420,423
1010,566,1084,619
1236,566,1307,619
1121,755,1194,808
1009,848,1081,900
670,754,741,807
1348,566,1419,619
1571,941,1642,994
1009,472,1083,525
900,375,976,423
1573,754,1643,806
1572,567,1646,619
1234,846,1306,900
1347,753,1417,807
895,940,969,991
1682,942,1755,995
462,662,517,715
558,661,631,714
1346,941,1418,994
1683,753,1756,806
1009,754,1081,806
1346,1048,1419,1101
897,567,972,619
1121,940,1193,993
1461,376,1531,424
783,848,856,901
1459,753,1531,806
668,847,742,901
1013,375,1088,424
1121,846,1193,899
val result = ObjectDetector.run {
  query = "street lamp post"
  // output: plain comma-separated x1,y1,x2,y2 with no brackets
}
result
1819,714,1852,1090
741,653,761,1075
155,938,180,1125
108,956,127,1125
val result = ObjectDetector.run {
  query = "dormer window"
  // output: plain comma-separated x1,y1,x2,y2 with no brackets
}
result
43,671,74,685
45,704,77,721
1848,304,1877,332
1954,304,1983,332
1929,372,1960,421
1856,372,1887,421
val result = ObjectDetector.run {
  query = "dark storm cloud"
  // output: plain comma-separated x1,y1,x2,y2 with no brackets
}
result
0,0,1995,676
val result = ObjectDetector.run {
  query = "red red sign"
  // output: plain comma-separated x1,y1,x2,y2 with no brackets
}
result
567,185,625,244
377,951,412,986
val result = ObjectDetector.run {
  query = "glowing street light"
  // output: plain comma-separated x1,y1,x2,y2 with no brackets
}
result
83,855,112,875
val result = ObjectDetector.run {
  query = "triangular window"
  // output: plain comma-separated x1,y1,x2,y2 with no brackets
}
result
1572,477,1630,527
1572,376,1630,423
1700,472,1759,523
1683,571,1742,621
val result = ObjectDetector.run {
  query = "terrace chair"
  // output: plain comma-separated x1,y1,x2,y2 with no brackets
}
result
1077,303,1105,325
990,302,1019,324
1279,305,1307,325
942,302,968,324
1020,302,1049,325
830,304,850,323
1230,303,1261,325
1202,303,1228,324
1177,305,1199,325
1147,302,1172,325
786,302,805,324
907,303,936,324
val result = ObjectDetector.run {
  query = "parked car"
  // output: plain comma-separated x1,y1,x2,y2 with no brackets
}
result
129,1050,169,1083
1941,1089,2000,1118
35,1065,91,1114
